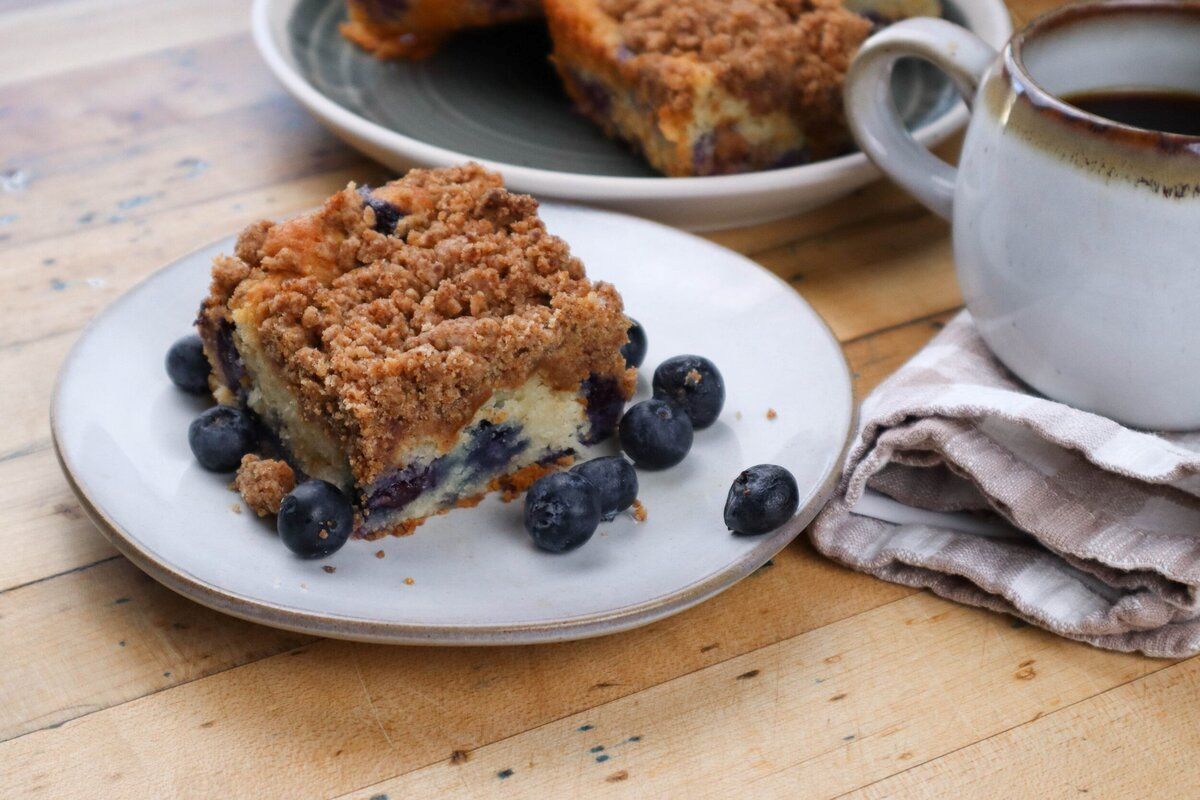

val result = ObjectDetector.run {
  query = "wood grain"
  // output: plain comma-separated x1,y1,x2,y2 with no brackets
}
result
0,0,1188,797
0,548,911,796
334,596,1160,800
0,0,249,87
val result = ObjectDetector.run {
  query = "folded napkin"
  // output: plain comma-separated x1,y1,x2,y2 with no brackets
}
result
811,311,1200,657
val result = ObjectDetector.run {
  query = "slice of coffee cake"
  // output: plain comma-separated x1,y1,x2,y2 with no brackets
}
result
198,164,635,538
544,0,939,176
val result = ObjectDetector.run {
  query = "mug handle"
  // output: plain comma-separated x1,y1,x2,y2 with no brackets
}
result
844,19,997,220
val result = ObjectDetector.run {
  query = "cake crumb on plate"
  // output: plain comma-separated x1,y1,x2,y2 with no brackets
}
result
632,499,647,522
766,408,778,420
233,455,296,516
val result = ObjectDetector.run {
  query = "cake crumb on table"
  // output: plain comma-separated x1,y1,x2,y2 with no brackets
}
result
375,550,386,559
404,577,415,586
632,499,648,522
233,455,296,516
766,408,777,420
230,503,242,514
322,565,336,574
735,411,743,420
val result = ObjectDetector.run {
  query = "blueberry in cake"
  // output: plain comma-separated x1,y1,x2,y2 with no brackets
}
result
197,163,636,539
543,0,940,176
341,0,542,59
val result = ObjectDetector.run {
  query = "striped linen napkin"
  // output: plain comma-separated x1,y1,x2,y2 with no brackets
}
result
810,311,1200,657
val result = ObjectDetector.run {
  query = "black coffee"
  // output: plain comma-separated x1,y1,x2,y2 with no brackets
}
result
1062,89,1200,137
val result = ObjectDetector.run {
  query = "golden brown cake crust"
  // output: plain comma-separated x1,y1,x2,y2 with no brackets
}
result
201,164,634,486
233,455,296,517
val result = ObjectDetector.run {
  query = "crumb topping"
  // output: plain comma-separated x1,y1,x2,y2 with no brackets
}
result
766,407,777,420
201,164,634,485
631,498,647,521
233,455,296,517
599,0,870,153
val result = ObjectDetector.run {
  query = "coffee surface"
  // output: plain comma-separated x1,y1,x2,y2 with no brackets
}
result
1063,89,1200,137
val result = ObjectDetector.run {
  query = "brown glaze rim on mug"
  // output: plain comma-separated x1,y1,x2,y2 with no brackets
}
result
1007,0,1200,155
981,0,1200,197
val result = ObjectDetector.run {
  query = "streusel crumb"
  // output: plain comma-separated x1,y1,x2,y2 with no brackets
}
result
233,455,296,517
632,499,648,521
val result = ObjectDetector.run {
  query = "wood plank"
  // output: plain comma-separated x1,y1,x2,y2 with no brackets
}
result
704,180,927,258
0,0,250,88
704,139,962,258
847,655,1200,799
0,447,117,593
0,33,282,159
0,332,72,460
0,98,371,255
844,312,956,397
326,595,1162,800
0,544,912,791
759,207,959,342
0,558,312,740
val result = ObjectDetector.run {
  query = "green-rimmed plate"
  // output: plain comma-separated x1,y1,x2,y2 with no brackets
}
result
252,0,1011,229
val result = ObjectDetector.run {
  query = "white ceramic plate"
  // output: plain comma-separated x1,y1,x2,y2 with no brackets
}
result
53,205,854,645
251,0,1011,231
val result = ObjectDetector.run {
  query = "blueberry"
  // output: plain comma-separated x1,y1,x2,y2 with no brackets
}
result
187,405,258,472
358,186,403,235
466,421,528,473
277,480,353,558
165,334,211,394
723,464,800,535
618,398,693,469
652,355,725,429
524,472,601,553
621,318,647,369
580,374,626,445
572,456,638,521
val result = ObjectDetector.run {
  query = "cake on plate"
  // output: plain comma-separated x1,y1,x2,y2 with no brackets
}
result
341,0,542,59
197,164,635,538
544,0,939,176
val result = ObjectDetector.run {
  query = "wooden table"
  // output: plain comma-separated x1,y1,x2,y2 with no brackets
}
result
3,0,1195,797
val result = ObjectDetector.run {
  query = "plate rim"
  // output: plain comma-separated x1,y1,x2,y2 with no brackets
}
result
249,0,1012,203
50,206,857,645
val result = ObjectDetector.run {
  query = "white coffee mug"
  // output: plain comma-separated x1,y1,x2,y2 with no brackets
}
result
845,1,1200,429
